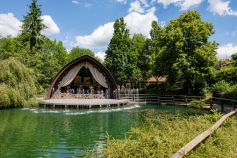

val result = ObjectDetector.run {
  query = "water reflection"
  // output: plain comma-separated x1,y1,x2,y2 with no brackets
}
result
0,105,207,157
0,105,143,157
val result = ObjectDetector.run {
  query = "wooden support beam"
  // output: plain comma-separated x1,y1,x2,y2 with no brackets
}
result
171,110,237,158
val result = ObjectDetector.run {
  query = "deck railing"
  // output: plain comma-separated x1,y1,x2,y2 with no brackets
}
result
119,94,237,112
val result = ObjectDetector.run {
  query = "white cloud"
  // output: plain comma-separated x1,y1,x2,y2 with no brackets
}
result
0,13,60,37
154,0,181,8
217,43,237,59
41,15,60,35
125,9,158,36
72,0,80,4
116,0,128,4
180,0,204,10
152,0,203,10
74,22,114,49
0,13,22,37
129,1,145,13
96,51,106,61
208,0,237,16
73,9,158,49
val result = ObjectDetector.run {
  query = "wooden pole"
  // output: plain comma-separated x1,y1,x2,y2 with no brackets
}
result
221,101,224,112
171,110,237,158
210,98,213,109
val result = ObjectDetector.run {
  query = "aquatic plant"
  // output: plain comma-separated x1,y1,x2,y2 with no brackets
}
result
104,111,237,158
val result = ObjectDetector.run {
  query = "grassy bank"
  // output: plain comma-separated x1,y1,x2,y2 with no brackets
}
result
104,110,237,158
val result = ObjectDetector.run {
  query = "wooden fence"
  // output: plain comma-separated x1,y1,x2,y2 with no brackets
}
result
119,94,237,112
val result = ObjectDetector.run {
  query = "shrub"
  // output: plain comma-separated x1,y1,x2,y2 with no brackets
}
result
216,66,237,84
212,80,237,99
188,100,205,109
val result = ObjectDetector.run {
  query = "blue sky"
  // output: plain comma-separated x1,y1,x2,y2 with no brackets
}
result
0,0,237,60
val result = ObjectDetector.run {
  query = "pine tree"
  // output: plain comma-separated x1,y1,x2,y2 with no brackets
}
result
21,0,46,52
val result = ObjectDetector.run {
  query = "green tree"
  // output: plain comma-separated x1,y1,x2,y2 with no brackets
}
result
231,53,237,61
153,11,217,94
34,37,68,89
105,18,131,87
0,36,67,90
231,53,237,66
0,37,30,64
131,34,148,86
21,0,46,52
215,63,237,85
0,58,38,107
68,47,101,62
139,39,154,85
150,21,162,59
0,37,18,60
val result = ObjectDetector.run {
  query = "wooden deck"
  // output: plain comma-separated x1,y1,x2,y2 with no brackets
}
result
39,99,130,109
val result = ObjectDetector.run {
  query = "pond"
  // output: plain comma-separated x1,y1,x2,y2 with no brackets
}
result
0,104,206,157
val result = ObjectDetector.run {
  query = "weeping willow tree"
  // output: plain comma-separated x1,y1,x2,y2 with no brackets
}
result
0,58,38,108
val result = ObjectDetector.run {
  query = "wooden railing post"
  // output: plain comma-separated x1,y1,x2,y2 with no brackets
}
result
221,101,224,112
210,98,213,109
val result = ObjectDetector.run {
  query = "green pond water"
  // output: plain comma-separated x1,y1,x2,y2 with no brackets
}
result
0,104,206,157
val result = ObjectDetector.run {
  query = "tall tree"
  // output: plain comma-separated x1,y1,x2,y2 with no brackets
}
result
0,58,38,107
150,21,164,76
153,11,218,94
138,39,154,84
35,37,68,88
105,18,131,87
132,34,148,85
21,0,46,52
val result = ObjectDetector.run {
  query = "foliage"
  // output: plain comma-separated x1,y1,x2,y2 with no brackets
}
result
188,116,237,158
0,58,38,107
153,11,217,94
216,65,237,84
0,36,68,90
20,0,46,52
188,99,205,109
68,47,101,62
34,37,68,89
135,35,153,85
210,109,222,122
105,18,132,86
212,80,237,99
104,111,237,158
126,34,144,87
231,53,237,63
0,37,19,59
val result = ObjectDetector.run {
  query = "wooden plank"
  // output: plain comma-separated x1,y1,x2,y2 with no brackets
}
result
171,110,237,158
